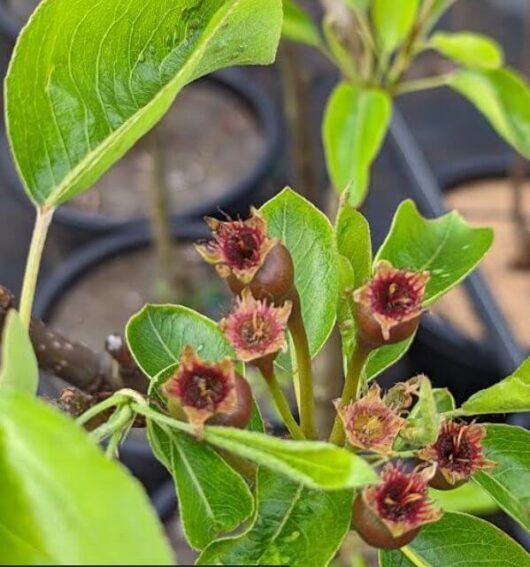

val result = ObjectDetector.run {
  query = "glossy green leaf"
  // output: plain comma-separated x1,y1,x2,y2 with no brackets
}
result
335,205,372,289
323,83,392,207
127,304,234,378
376,200,494,305
431,32,503,69
6,0,282,207
198,468,353,566
261,188,339,363
365,336,415,381
0,390,172,565
473,424,530,532
282,0,321,47
379,512,530,567
461,358,530,415
429,482,498,515
372,0,419,54
0,310,38,395
450,68,530,159
200,425,377,490
148,421,253,550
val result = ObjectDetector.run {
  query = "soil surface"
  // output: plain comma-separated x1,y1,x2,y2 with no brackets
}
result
65,82,264,219
432,178,530,347
48,243,231,354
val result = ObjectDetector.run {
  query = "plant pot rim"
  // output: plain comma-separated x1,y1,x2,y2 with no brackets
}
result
34,221,209,322
1,69,283,233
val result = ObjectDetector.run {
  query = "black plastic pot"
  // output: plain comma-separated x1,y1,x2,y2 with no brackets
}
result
33,223,212,520
0,69,283,251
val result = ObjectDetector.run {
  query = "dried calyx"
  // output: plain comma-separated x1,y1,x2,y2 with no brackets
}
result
353,463,442,549
417,420,496,490
196,208,295,305
354,261,430,349
162,346,252,434
335,384,406,455
220,288,292,367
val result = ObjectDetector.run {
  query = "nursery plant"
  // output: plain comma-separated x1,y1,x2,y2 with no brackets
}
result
283,0,530,208
1,1,530,566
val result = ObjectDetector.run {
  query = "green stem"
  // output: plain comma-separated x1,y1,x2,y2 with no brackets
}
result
259,359,305,441
76,394,128,427
328,344,370,446
289,292,317,439
92,406,133,443
106,430,123,459
19,207,54,329
441,408,466,419
395,74,452,95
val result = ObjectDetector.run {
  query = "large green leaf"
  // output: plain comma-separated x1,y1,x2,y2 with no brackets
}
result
473,424,530,532
148,422,253,550
282,0,321,47
198,468,353,566
127,304,234,378
323,83,392,207
0,390,172,565
461,358,530,415
379,512,530,567
431,32,503,69
449,68,530,159
372,0,419,54
376,200,494,305
199,425,377,490
429,482,498,516
261,188,339,362
6,0,282,207
0,310,38,395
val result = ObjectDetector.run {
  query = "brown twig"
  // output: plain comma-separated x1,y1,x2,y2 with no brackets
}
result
0,286,148,393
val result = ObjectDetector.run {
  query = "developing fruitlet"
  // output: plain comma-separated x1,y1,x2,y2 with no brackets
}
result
220,288,292,365
195,208,295,304
162,346,252,434
417,420,496,490
352,463,442,550
354,261,430,349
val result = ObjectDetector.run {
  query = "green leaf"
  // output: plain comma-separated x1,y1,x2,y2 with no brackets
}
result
376,200,494,305
379,512,530,567
200,426,377,490
461,358,530,415
323,83,392,207
431,32,503,69
282,0,321,47
372,0,419,54
429,483,498,516
0,390,172,565
261,188,339,363
6,0,282,207
127,304,234,378
430,387,456,413
198,468,353,566
473,424,530,532
335,205,372,289
399,376,440,447
148,421,253,550
365,336,414,381
449,68,530,159
0,310,38,395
